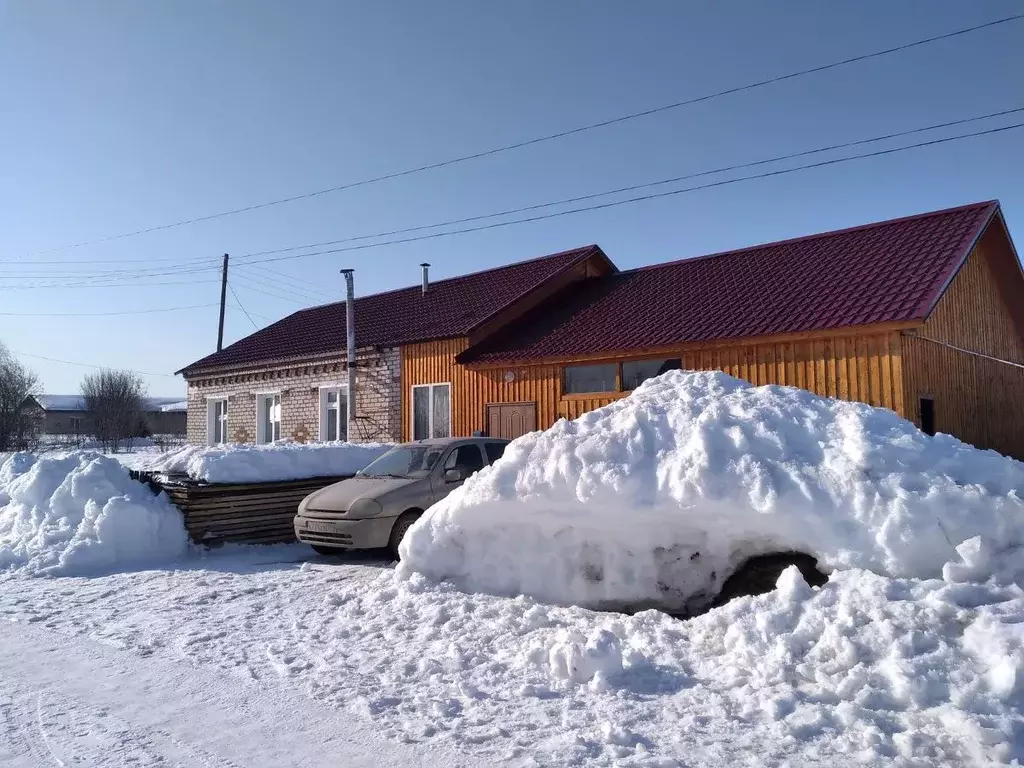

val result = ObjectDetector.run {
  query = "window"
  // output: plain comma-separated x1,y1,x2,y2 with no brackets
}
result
70,416,82,433
412,383,450,440
485,442,507,464
622,359,681,390
320,388,348,442
257,394,281,444
444,444,485,475
920,397,936,436
359,445,443,478
563,363,618,394
208,399,228,445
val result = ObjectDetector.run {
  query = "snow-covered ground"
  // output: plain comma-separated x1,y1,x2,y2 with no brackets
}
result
1,547,1022,766
0,554,469,768
2,372,1023,765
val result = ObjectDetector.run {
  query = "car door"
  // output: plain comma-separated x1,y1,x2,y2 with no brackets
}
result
431,443,486,502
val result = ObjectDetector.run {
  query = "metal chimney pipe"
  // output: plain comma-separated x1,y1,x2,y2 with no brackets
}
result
420,262,430,295
340,269,356,442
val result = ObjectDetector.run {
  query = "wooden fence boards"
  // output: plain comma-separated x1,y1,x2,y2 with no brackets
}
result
131,471,349,545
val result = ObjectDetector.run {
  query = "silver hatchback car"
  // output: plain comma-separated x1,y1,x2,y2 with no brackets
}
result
294,436,509,558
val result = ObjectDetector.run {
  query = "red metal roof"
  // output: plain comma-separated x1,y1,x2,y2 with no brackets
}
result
180,245,601,374
459,201,1000,365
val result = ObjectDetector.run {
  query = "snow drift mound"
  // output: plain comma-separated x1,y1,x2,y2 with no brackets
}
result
0,452,189,576
137,440,393,484
399,370,1024,612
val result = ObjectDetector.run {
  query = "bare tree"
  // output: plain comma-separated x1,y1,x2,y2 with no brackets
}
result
0,342,41,452
81,369,147,453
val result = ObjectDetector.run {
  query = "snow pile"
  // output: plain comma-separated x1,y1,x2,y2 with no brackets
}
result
138,440,393,484
316,559,1024,764
400,370,1024,611
0,451,189,576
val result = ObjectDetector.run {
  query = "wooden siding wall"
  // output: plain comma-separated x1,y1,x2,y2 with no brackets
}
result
402,338,563,440
402,332,906,440
902,237,1024,459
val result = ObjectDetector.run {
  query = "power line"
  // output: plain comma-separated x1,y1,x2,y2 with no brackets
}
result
240,120,1024,266
228,280,311,306
230,273,317,304
10,350,179,378
0,302,219,317
231,268,335,302
227,281,259,330
229,302,275,323
14,13,1022,259
235,106,1024,261
234,263,337,299
0,278,221,290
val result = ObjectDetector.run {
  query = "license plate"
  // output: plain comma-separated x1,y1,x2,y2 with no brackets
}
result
305,521,339,534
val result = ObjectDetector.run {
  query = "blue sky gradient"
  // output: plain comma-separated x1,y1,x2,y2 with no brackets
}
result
1,1,1021,395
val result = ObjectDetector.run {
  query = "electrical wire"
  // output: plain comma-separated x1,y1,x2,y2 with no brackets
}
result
227,282,259,330
239,120,1024,266
230,268,335,302
12,13,1022,259
9,350,179,378
235,106,1024,261
227,281,311,306
0,303,219,317
233,264,338,299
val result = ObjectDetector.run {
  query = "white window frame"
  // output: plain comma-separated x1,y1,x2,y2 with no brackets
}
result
207,398,229,446
255,392,282,444
411,382,451,440
318,385,348,442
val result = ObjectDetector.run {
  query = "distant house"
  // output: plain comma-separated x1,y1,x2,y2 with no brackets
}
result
26,395,188,438
178,200,1024,460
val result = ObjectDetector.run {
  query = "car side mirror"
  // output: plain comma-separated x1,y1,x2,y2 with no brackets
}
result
444,468,463,483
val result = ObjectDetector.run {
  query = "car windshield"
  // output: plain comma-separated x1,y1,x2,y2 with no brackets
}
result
358,445,444,478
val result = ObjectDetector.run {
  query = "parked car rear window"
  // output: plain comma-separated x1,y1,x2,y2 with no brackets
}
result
485,442,506,464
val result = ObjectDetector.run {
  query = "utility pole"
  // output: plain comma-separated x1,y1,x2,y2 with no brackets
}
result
340,269,356,441
216,253,229,352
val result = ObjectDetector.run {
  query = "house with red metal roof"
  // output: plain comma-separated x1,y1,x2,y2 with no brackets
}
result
178,245,614,446
180,200,1024,459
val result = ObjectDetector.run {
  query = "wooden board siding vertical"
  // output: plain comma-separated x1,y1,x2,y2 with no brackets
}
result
402,331,907,440
901,237,1024,459
401,337,564,441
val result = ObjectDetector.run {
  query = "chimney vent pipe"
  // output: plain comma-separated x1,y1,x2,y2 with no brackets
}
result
420,263,430,295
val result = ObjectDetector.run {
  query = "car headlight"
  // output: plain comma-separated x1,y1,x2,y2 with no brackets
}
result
347,498,383,519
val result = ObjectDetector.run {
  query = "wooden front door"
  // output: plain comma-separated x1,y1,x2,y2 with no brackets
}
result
486,402,537,440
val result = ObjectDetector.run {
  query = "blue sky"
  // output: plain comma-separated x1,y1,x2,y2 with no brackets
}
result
1,1,1021,396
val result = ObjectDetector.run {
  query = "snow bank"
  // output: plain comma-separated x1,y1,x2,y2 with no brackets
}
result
400,370,1024,612
137,441,393,484
315,556,1024,765
0,451,189,576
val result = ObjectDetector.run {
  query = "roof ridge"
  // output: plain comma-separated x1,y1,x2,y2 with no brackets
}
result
631,200,999,274
289,244,601,313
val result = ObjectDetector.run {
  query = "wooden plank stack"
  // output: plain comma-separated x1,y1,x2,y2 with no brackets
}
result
131,471,350,545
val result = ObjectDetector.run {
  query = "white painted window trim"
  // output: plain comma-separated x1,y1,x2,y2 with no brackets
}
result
255,392,282,444
411,381,452,440
318,386,349,442
207,398,229,446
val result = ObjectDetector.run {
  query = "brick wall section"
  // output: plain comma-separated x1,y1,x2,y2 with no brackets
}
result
185,347,401,446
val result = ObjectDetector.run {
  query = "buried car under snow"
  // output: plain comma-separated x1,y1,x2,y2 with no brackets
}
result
295,437,509,558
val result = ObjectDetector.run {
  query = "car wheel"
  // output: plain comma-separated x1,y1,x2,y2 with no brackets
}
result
310,544,345,556
711,552,827,608
388,513,420,561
